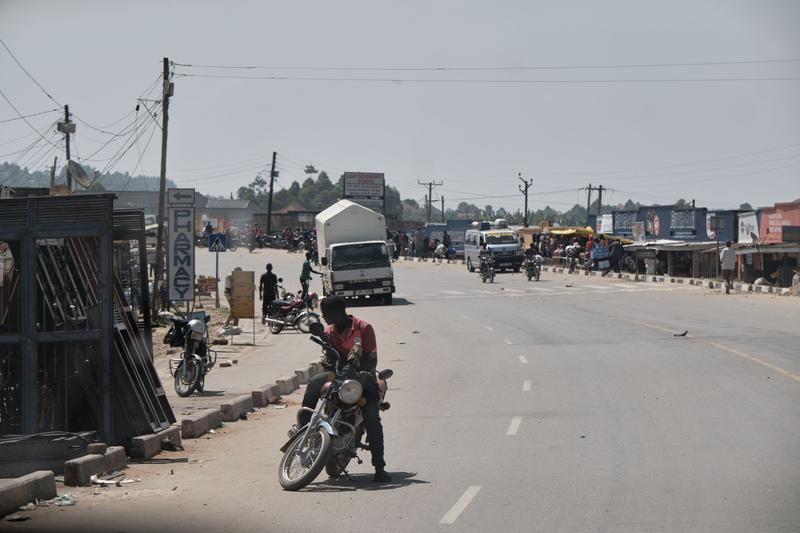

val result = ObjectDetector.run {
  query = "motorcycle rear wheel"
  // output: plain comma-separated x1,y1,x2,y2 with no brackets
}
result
269,321,284,334
174,360,201,397
297,312,320,334
279,428,332,491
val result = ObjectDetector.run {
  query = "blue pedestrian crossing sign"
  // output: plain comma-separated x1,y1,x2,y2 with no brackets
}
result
208,233,227,252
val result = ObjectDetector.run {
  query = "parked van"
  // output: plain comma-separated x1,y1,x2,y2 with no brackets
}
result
463,220,523,272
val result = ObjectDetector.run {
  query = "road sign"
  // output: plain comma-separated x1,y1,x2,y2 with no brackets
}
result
168,188,195,206
208,233,227,252
343,172,385,214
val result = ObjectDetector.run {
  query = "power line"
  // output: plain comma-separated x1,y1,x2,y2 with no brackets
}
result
173,57,800,72
0,107,61,125
174,72,800,84
0,37,62,106
0,86,61,150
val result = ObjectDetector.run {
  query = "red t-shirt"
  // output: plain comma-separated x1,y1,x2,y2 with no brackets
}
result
325,316,377,365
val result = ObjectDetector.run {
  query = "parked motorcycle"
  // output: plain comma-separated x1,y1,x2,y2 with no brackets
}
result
479,254,496,283
264,285,320,334
524,256,542,281
162,311,216,397
278,322,393,491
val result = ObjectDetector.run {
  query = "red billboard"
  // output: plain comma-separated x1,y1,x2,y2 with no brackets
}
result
759,199,800,244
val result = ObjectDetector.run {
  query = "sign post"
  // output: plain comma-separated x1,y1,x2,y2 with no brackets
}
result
167,188,195,305
208,233,227,308
342,172,386,214
709,215,725,277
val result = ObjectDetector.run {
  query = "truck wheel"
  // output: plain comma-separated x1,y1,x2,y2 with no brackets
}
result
383,293,393,306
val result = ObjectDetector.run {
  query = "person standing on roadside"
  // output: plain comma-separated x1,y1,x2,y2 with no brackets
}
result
720,241,736,294
300,251,321,299
259,263,279,325
223,267,242,329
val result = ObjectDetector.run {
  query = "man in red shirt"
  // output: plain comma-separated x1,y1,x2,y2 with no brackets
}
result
296,296,391,483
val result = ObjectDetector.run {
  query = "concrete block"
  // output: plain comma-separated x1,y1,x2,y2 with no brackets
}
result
676,278,684,284
252,384,281,408
87,442,107,455
181,408,223,438
669,278,676,283
64,454,105,486
277,375,299,395
104,446,127,473
765,286,774,293
221,394,254,422
129,426,182,460
0,471,56,518
295,368,310,384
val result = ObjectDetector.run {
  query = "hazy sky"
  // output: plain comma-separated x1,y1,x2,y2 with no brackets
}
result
2,0,799,212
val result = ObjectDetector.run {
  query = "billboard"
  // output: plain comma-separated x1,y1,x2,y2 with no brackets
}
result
343,172,385,214
167,188,195,302
760,201,800,244
737,212,759,244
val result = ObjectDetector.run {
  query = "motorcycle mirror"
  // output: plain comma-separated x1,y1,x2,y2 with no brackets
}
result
278,277,283,283
378,369,393,380
204,315,211,323
309,321,325,337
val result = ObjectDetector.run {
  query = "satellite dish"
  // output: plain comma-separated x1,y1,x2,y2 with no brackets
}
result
67,160,94,189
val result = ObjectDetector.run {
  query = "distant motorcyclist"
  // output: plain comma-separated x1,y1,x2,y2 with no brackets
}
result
296,296,392,483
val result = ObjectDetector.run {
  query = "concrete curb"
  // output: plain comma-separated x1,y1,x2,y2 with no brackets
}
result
277,375,300,395
0,471,56,518
181,408,223,438
251,384,281,408
62,445,126,487
221,394,255,422
129,426,182,460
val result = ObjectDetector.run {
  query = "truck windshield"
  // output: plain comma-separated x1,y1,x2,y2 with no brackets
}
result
331,242,390,270
485,232,518,245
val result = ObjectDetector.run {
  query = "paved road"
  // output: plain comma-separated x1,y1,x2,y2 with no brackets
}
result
4,250,799,533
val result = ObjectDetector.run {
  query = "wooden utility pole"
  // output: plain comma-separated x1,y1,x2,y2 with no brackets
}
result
441,196,445,223
580,183,606,226
518,172,533,227
266,151,277,234
418,180,443,223
152,57,172,314
57,105,74,190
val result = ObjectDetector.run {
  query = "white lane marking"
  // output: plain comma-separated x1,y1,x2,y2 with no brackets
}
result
471,289,494,295
506,417,523,435
584,284,614,290
441,290,467,295
527,286,555,292
504,288,525,293
484,325,494,331
461,315,471,320
518,355,528,364
439,486,482,525
504,338,513,345
522,379,532,391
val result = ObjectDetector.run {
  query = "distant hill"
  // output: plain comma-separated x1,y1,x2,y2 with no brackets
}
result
0,162,174,191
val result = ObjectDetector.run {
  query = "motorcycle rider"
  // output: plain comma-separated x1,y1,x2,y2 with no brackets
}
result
565,239,581,272
296,296,392,483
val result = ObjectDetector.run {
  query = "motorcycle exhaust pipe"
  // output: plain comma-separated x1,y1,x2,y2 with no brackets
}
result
263,317,290,326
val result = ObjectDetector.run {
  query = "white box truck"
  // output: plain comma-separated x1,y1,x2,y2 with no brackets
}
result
315,200,395,305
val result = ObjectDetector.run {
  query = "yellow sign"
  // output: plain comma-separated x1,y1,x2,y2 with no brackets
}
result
231,270,255,318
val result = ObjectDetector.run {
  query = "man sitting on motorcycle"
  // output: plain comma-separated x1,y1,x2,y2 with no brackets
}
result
296,296,392,483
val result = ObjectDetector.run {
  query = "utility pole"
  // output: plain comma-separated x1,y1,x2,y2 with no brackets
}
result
50,156,58,188
424,194,428,222
584,183,592,225
518,172,533,227
57,105,74,190
418,180,443,223
580,183,607,226
441,196,445,223
152,57,172,315
266,151,277,235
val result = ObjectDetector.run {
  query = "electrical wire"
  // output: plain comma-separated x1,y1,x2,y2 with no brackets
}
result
174,72,800,84
0,37,62,106
0,107,61,125
173,57,800,72
72,74,162,135
0,130,36,147
0,86,62,150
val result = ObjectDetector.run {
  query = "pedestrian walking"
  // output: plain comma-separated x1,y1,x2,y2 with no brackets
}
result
720,241,736,294
259,263,279,325
300,252,321,300
608,239,623,273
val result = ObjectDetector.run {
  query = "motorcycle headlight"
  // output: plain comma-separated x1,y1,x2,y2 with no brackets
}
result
190,330,204,341
338,379,363,404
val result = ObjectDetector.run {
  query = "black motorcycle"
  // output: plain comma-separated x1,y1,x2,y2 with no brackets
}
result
524,256,541,281
162,312,216,397
278,322,393,491
479,254,496,283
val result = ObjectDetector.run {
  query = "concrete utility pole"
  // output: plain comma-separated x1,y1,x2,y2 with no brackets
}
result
580,183,606,225
418,180,443,223
152,57,172,315
518,172,533,227
50,156,57,187
266,151,277,234
441,196,445,223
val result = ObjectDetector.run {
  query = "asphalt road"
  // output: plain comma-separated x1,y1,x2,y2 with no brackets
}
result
4,250,799,533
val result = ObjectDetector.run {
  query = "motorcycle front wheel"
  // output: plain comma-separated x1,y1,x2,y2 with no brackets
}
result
269,320,284,334
297,312,320,334
279,428,332,491
174,359,201,397
228,240,239,252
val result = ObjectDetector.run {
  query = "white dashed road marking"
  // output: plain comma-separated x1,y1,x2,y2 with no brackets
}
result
484,325,494,331
523,380,532,391
518,355,528,364
506,417,523,435
504,338,513,345
440,486,482,525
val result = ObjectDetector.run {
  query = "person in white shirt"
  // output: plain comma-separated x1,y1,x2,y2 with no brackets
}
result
719,241,737,294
